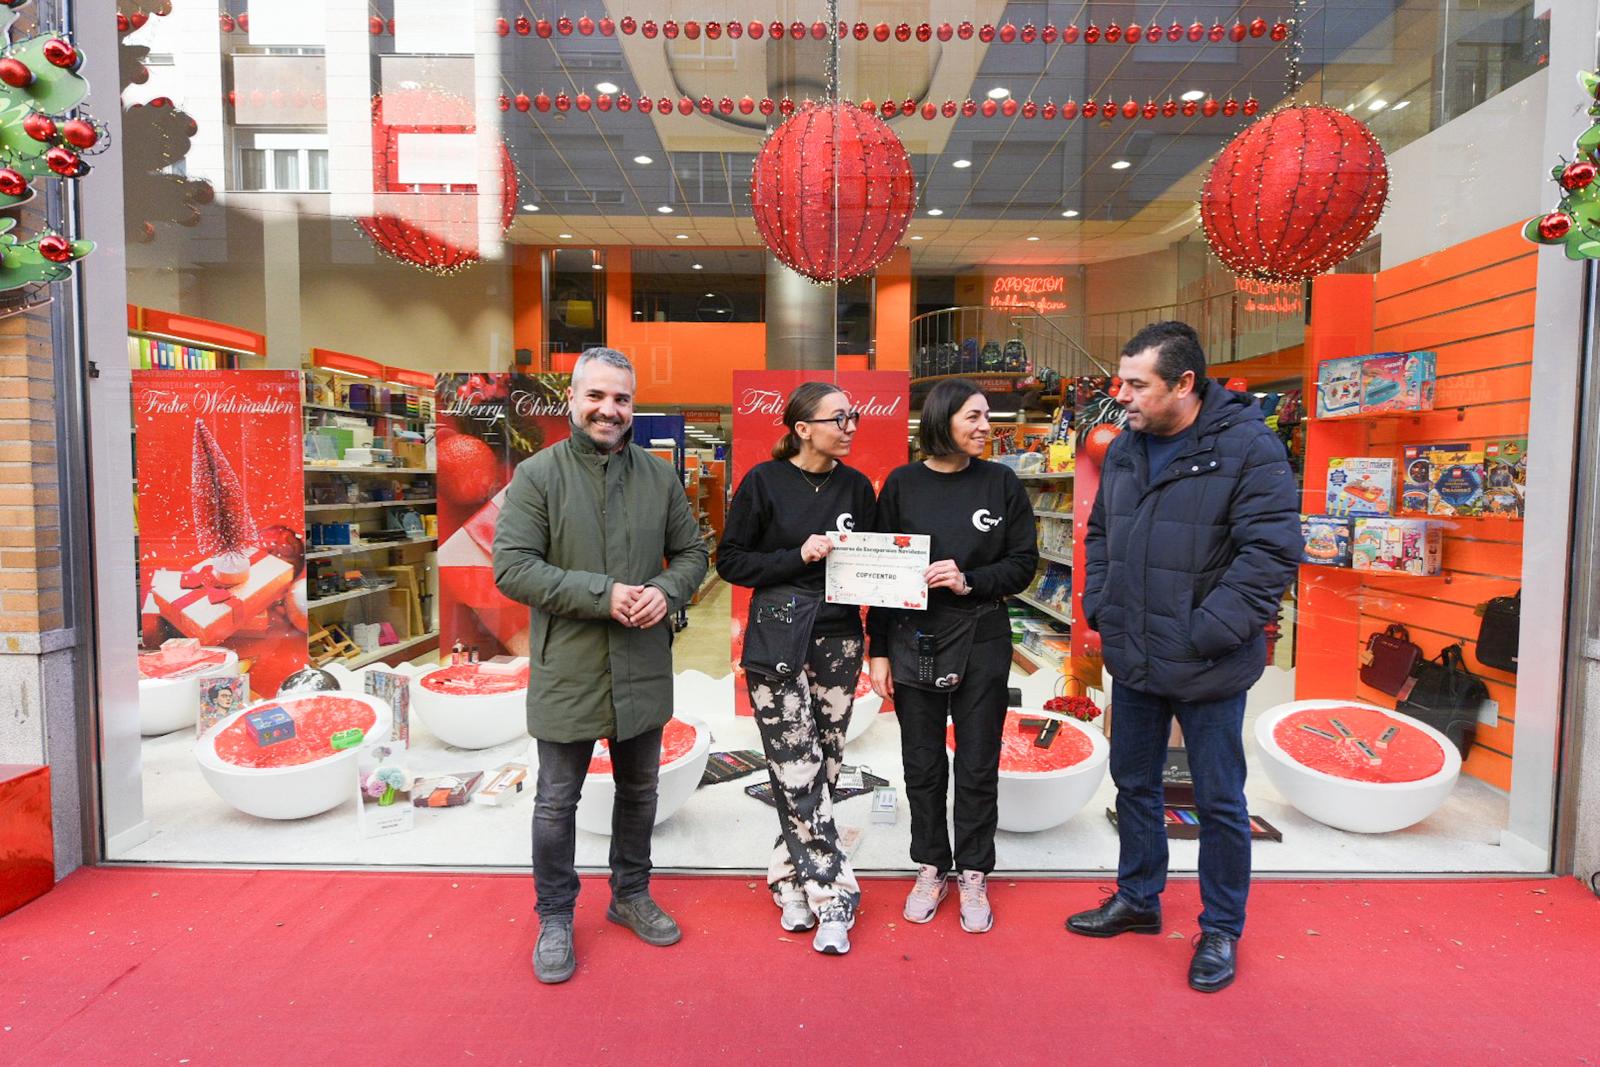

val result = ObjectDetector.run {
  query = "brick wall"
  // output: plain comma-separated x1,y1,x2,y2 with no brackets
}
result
0,300,63,637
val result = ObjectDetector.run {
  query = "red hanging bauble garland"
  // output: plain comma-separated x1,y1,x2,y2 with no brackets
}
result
749,101,916,284
355,90,518,275
1199,104,1389,285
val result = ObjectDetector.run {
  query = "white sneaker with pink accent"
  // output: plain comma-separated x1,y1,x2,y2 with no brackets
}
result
957,870,993,933
903,864,948,923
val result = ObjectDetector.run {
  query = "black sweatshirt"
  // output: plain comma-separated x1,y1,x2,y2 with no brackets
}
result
866,459,1039,657
716,458,879,636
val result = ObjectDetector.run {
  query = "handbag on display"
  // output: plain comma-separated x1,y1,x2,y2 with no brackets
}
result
1361,623,1422,697
1395,643,1489,759
1475,589,1520,674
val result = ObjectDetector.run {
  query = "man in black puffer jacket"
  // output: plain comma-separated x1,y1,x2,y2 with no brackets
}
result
1065,322,1301,994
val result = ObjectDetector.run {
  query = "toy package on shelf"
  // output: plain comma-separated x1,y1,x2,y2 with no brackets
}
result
1351,518,1443,575
1427,449,1485,516
1483,438,1527,518
1300,514,1352,567
1038,519,1072,558
1401,442,1464,513
1317,352,1436,418
1325,457,1395,517
1315,357,1364,418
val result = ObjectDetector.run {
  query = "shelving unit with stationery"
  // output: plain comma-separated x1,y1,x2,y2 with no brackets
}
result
992,414,1076,676
301,348,439,668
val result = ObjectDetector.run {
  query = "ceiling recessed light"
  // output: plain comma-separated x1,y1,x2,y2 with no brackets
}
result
558,233,573,239
1367,99,1388,111
1111,160,1131,170
927,208,944,216
522,203,540,211
674,233,689,239
987,87,1011,100
1181,90,1205,102
657,205,674,214
591,263,603,270
596,82,620,94
910,235,923,240
952,158,972,169
1061,209,1080,218
1391,100,1411,111
1027,236,1040,241
692,263,703,269
704,292,715,297
633,154,654,165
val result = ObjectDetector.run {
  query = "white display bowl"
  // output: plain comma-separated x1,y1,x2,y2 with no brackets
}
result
411,664,529,749
950,709,1109,833
1253,699,1461,834
524,716,711,836
138,648,240,736
195,692,393,820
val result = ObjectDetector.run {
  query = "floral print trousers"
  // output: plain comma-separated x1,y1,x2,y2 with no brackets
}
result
746,634,863,919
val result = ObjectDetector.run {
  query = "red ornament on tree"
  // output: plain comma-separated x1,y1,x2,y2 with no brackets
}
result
1538,211,1573,241
1561,161,1598,190
1201,105,1390,284
61,118,98,148
37,234,72,263
749,102,916,283
0,57,32,87
42,38,78,70
0,168,26,197
22,112,56,141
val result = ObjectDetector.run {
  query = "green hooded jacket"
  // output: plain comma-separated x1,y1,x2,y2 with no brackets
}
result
492,426,709,742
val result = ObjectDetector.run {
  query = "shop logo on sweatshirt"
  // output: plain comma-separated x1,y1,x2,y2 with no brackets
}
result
836,513,855,532
972,508,1002,532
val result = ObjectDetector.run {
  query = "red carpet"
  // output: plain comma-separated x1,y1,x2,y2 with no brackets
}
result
2,869,1597,1064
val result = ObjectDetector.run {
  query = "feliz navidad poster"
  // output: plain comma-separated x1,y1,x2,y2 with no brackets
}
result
133,371,308,697
434,372,571,659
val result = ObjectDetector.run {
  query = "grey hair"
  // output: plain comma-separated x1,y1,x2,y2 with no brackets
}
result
572,346,636,388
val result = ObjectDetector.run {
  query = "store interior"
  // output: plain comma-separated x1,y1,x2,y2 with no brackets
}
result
108,2,1552,875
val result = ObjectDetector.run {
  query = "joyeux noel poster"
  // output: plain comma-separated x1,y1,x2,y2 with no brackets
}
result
132,370,308,697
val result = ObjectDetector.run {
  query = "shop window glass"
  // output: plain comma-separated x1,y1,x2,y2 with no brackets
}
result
630,250,763,323
272,150,299,191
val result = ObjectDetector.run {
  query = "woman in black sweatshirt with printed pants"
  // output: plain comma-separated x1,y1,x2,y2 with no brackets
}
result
868,377,1037,933
717,382,877,956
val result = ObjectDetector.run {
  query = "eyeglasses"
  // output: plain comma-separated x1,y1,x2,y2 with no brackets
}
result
800,411,862,430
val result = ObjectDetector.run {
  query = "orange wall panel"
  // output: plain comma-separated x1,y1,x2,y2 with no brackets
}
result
874,248,911,370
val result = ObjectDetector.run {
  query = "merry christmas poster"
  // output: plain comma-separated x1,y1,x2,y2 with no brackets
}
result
434,372,571,659
729,371,909,716
133,371,307,697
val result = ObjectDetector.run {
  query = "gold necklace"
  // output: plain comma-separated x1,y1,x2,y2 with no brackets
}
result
795,461,836,493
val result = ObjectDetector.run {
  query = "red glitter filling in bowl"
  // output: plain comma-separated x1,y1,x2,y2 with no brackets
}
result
948,710,1094,773
420,664,530,695
1273,706,1445,784
215,695,377,769
589,717,696,774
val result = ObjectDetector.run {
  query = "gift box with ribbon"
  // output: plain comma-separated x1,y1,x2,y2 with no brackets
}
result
149,548,296,645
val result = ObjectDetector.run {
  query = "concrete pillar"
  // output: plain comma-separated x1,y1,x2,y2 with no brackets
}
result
764,254,833,370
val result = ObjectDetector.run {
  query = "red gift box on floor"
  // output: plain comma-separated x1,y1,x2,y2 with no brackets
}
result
0,764,53,919
149,548,295,645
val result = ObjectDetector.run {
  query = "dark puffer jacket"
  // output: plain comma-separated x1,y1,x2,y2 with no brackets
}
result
1082,381,1301,701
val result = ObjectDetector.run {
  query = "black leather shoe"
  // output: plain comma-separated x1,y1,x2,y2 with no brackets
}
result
607,894,682,946
1188,932,1238,992
1065,893,1163,938
532,919,576,984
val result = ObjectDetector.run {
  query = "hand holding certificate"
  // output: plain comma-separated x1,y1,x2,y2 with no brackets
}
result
824,531,931,609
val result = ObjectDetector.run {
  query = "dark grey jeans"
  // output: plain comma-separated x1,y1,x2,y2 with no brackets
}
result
532,727,662,920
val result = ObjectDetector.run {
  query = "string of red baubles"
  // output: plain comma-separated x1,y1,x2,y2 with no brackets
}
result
491,15,1291,45
498,90,1261,121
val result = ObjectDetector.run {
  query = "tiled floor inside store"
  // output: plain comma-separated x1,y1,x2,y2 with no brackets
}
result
118,591,1535,876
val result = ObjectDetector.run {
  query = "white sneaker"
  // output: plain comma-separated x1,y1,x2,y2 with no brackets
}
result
812,905,854,955
904,864,949,923
957,870,993,933
780,898,816,932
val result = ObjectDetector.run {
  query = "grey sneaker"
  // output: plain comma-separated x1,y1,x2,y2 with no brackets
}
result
606,894,682,946
957,870,993,933
532,919,576,984
812,905,854,955
778,890,816,932
903,864,948,923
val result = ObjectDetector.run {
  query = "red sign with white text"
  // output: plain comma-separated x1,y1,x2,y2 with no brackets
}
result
133,371,307,697
434,373,571,660
729,371,909,715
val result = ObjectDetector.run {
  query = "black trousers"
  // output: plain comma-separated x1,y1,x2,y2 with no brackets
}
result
892,632,1011,874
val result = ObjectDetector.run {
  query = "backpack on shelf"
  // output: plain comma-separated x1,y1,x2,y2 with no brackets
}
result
980,341,1004,371
1003,339,1028,372
960,338,979,373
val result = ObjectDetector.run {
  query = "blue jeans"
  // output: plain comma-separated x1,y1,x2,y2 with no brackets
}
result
1109,682,1251,938
532,727,662,920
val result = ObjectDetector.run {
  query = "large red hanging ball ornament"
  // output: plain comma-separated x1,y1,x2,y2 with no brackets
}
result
22,112,56,141
0,168,27,197
1200,105,1390,284
1561,161,1598,190
43,38,79,69
0,57,32,87
1538,211,1573,241
61,118,98,148
750,102,916,284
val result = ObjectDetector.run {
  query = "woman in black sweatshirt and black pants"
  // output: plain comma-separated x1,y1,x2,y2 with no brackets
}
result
717,382,876,956
867,377,1037,934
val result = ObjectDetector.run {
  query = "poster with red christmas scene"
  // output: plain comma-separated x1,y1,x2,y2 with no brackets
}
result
133,371,307,697
434,372,571,659
729,371,909,716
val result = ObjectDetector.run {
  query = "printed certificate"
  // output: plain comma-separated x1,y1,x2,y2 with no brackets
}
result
824,531,931,609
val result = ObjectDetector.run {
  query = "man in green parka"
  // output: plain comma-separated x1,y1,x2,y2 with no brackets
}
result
493,347,709,985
